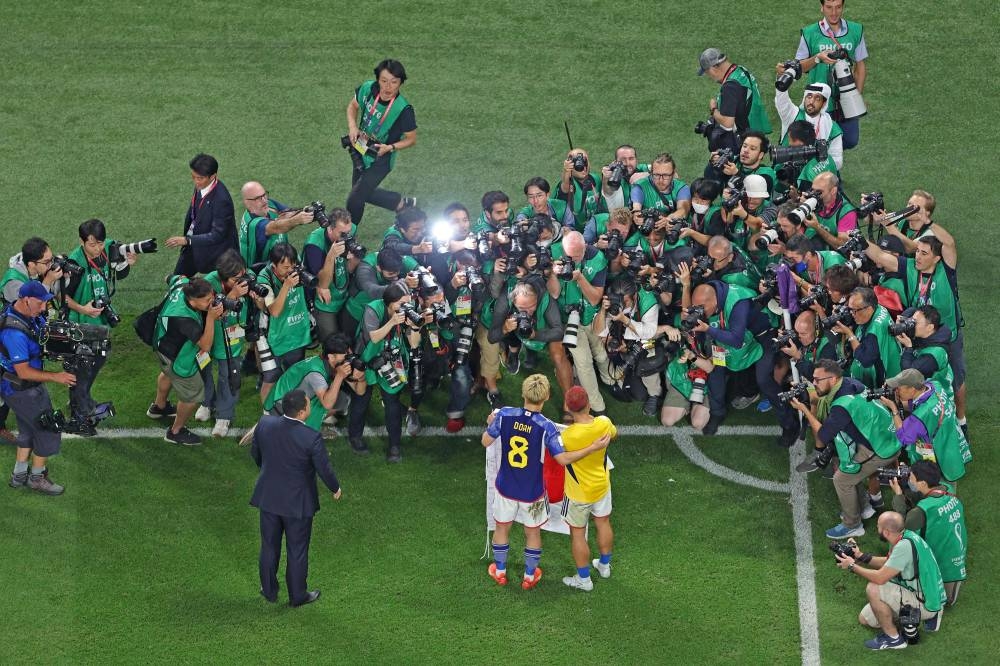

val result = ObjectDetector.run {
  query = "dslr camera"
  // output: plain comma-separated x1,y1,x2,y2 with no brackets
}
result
292,265,319,289
212,294,243,313
108,238,157,264
91,295,121,328
513,310,535,339
50,255,84,278
606,161,625,188
305,201,332,228
775,59,803,92
820,304,853,330
571,154,588,172
889,317,916,337
681,305,706,332
865,386,895,401
777,381,810,404
877,463,912,485
856,192,885,218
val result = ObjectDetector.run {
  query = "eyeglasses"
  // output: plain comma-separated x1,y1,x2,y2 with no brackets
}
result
813,375,834,384
244,191,268,202
35,258,54,266
848,305,871,313
650,173,674,180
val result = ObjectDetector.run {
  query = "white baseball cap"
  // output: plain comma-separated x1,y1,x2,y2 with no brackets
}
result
744,174,769,199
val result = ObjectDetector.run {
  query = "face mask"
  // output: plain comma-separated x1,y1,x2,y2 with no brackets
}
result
692,202,709,215
907,481,919,493
793,261,807,273
537,239,552,248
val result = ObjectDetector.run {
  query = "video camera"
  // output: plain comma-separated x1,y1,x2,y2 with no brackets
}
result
41,320,111,373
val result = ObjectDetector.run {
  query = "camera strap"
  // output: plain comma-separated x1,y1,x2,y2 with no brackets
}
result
820,20,848,52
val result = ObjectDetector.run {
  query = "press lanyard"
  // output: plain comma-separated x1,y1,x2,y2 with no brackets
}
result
821,20,847,49
916,273,933,304
361,92,397,136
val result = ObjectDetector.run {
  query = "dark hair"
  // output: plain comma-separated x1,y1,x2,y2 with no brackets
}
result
323,332,351,356
615,144,636,156
452,249,479,267
916,304,941,328
21,237,50,264
383,281,409,305
824,264,859,294
481,191,509,211
377,247,404,274
742,130,771,154
787,120,817,146
690,178,722,201
918,235,944,258
851,286,878,309
777,202,805,225
182,276,213,299
395,206,426,231
815,358,843,378
189,153,219,177
78,219,107,242
327,207,352,226
524,177,550,195
374,59,407,84
609,276,638,300
281,389,308,417
268,242,298,266
785,234,815,255
216,249,246,280
909,460,941,487
443,202,469,218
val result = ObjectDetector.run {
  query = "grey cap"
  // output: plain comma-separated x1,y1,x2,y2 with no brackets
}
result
886,368,926,389
698,48,726,76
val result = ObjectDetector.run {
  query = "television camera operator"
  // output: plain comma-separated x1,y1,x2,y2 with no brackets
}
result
2,282,77,495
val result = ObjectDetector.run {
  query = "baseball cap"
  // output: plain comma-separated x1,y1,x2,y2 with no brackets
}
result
697,48,726,76
565,386,590,413
886,368,925,389
18,281,55,302
878,235,906,255
804,82,832,100
744,174,769,199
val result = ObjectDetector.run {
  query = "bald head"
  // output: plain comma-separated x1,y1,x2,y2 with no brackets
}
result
562,231,585,262
691,283,718,315
241,181,268,216
878,511,905,536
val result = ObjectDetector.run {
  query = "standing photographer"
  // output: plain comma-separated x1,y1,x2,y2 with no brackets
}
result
697,48,772,152
62,219,139,435
558,149,604,227
2,282,76,495
258,243,312,402
344,59,417,225
303,207,361,343
237,181,314,267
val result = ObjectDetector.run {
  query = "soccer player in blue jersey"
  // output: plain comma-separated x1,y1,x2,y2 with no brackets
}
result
482,374,611,590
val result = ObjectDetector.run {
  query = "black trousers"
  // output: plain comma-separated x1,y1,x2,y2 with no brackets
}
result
69,353,108,421
346,157,401,226
259,510,313,604
348,384,403,450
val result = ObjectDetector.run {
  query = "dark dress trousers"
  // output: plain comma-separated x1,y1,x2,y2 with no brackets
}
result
174,179,238,276
250,414,340,604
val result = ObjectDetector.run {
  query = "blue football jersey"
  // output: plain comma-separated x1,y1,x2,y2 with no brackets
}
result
486,407,564,502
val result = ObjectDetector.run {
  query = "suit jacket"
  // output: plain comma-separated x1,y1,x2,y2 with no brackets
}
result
250,414,340,519
180,179,237,275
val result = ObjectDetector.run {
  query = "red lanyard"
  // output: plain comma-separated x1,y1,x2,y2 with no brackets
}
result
916,273,933,304
190,179,217,214
722,64,738,82
361,93,397,136
821,20,846,49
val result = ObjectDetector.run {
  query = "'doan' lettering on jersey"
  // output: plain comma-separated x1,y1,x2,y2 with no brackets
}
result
512,421,533,434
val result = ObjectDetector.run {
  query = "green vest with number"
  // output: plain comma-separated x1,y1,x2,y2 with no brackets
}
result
716,65,772,134
360,299,410,394
154,288,203,379
345,252,418,321
264,355,330,431
707,285,762,372
305,227,351,314
355,80,411,169
848,305,901,388
893,530,946,613
908,381,971,482
550,244,608,326
260,265,311,357
239,204,285,267
801,20,865,113
904,259,960,343
204,270,248,359
916,489,967,583
829,393,899,473
66,242,113,327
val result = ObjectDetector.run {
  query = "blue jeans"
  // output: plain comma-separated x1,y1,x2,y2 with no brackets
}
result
446,363,474,418
839,116,860,150
203,356,241,420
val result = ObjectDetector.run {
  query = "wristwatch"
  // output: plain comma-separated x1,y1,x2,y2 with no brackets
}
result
847,563,855,572
814,55,822,65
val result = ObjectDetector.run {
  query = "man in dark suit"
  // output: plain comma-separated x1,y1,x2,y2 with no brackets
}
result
166,153,237,276
250,389,342,606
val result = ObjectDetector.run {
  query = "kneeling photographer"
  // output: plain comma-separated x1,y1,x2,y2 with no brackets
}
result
2,282,77,495
889,460,968,607
833,511,945,650
62,219,150,434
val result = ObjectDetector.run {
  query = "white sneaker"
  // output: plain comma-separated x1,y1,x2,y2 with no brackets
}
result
861,504,876,520
195,405,211,422
212,419,230,438
592,559,612,579
562,574,594,591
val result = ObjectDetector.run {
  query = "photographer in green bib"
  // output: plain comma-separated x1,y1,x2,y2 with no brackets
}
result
62,219,139,435
881,369,971,485
832,286,900,389
344,59,418,226
791,358,900,540
151,277,224,447
237,181,314,267
558,149,604,230
347,282,422,462
302,207,362,344
630,153,692,242
258,243,312,403
264,333,367,433
794,0,868,150
890,460,968,608
896,306,954,398
711,131,778,195
344,247,419,341
517,177,575,229
599,144,644,210
195,250,266,438
697,47,772,157
833,511,945,651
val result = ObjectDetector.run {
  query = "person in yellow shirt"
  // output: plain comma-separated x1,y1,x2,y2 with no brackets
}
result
560,386,617,591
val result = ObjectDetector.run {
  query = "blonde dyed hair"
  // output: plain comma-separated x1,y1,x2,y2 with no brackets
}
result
521,374,551,404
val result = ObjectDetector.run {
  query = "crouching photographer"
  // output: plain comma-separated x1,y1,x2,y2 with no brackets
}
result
889,461,968,607
62,219,151,434
150,277,224,446
833,511,946,650
2,282,77,495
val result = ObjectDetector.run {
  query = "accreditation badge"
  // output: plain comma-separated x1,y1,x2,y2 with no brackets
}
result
196,350,212,370
711,344,728,367
353,132,374,156
455,293,472,317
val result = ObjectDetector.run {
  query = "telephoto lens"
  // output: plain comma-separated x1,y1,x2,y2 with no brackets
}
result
256,337,278,373
562,308,581,348
375,356,404,389
453,322,474,364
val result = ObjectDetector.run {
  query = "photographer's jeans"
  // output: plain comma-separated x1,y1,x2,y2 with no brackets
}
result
203,356,241,420
349,384,403,450
69,353,107,421
447,363,474,418
839,117,860,150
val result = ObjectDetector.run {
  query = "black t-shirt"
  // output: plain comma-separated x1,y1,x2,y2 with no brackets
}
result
157,314,203,360
356,86,418,145
719,80,749,131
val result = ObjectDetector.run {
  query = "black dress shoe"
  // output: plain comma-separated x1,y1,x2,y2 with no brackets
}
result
260,588,277,603
291,590,321,607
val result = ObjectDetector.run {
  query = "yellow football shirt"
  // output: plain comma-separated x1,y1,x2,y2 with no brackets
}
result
562,416,616,503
